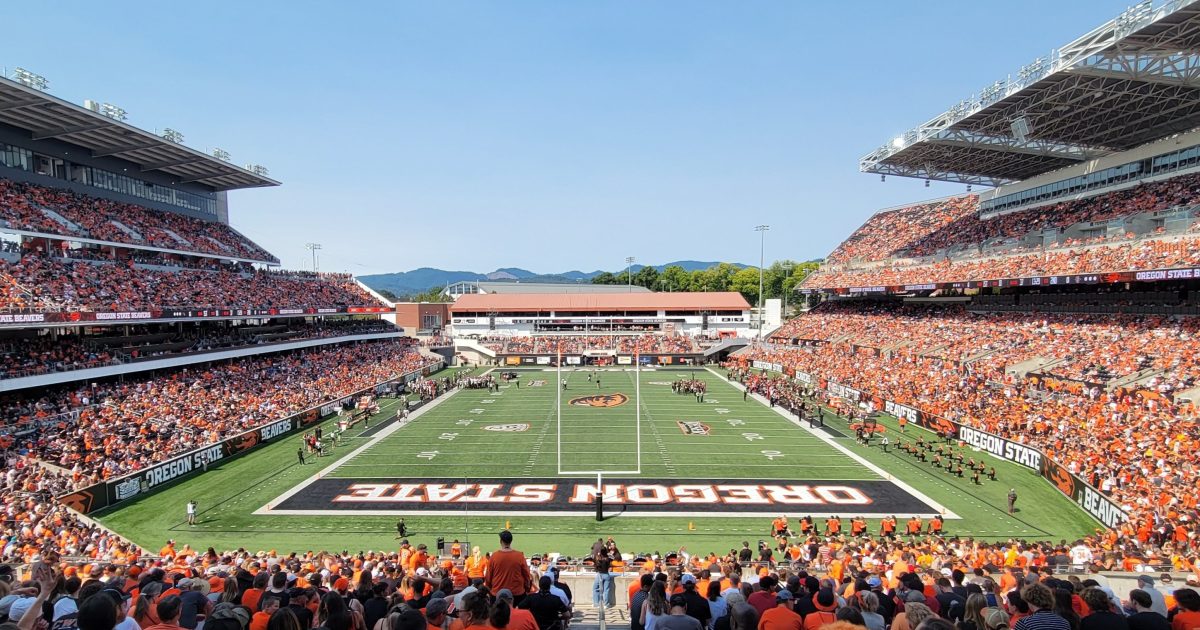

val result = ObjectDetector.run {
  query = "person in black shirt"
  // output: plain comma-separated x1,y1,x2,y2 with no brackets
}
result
1078,588,1127,630
737,543,753,565
362,583,389,630
678,575,711,628
1125,590,1168,630
286,588,314,630
524,576,569,630
935,578,967,622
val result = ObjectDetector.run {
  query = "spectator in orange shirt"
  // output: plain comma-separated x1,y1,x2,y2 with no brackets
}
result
484,531,531,604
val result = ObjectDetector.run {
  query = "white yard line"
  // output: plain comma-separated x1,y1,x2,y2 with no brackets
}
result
254,369,490,515
705,367,959,519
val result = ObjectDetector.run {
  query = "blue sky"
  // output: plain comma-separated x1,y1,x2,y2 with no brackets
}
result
2,0,1136,274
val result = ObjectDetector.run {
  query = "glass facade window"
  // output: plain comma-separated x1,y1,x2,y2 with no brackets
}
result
0,142,217,217
0,143,32,171
983,142,1200,214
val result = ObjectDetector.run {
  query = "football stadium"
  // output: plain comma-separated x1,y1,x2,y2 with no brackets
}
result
2,3,1200,630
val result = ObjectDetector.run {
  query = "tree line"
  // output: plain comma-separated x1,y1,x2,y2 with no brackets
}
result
591,260,819,304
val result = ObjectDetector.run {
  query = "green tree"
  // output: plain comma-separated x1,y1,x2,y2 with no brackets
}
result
730,267,762,304
634,265,659,289
591,271,618,285
408,286,451,302
658,265,689,292
377,289,399,301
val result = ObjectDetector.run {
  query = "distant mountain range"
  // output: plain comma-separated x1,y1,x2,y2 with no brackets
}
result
358,260,745,296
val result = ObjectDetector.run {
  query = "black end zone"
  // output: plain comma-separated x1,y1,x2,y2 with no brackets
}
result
275,477,937,515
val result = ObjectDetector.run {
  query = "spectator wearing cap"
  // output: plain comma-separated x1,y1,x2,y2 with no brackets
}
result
177,578,213,630
1134,578,1168,618
866,578,893,624
486,531,532,605
98,588,138,630
803,589,839,630
679,574,711,629
424,597,451,630
757,589,802,630
206,602,251,630
285,588,313,630
496,589,537,630
659,593,704,630
1126,591,1169,630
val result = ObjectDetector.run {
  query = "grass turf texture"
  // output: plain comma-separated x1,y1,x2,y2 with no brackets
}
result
96,366,1097,557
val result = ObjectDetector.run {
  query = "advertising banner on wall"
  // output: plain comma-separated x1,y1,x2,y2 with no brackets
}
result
793,374,1126,528
58,362,441,515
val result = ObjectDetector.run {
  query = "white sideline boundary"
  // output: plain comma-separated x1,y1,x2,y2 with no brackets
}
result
255,366,953,519
705,367,960,520
253,369,491,516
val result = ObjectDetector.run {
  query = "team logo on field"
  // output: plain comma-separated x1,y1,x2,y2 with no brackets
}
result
569,393,629,408
483,424,531,432
676,421,711,436
529,380,547,387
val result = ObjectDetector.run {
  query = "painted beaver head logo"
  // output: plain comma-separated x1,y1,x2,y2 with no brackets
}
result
569,393,629,408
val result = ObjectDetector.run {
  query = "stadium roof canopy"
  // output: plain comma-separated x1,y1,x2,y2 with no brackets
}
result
0,75,279,191
450,292,751,313
861,0,1200,186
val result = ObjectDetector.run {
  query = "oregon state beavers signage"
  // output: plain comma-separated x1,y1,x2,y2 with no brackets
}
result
269,477,939,515
57,363,441,514
792,371,1127,528
569,393,628,407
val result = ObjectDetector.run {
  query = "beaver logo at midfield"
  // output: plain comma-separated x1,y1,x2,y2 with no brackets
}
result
568,393,629,408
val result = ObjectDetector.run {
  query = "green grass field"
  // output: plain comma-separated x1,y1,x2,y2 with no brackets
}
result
96,366,1098,558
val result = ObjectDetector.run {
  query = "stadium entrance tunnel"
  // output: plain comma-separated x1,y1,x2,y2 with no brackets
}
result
260,477,944,517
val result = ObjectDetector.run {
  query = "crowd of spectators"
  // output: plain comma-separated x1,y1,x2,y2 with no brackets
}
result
0,339,436,487
905,173,1200,257
742,302,1199,557
0,319,397,379
0,178,277,262
2,526,1199,630
826,196,978,265
0,253,380,312
809,172,1200,291
804,235,1200,289
484,335,699,355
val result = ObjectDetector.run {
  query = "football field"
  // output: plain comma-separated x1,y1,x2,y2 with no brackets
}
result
96,366,1098,556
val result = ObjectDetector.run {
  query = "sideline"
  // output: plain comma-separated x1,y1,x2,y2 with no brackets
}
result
253,369,492,515
705,367,959,519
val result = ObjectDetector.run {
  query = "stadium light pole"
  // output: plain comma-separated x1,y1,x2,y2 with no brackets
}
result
781,261,793,318
306,242,322,272
625,256,635,292
755,225,769,339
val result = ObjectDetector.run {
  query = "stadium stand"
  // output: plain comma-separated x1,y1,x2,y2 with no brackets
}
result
804,170,1200,291
824,195,978,265
0,318,397,380
0,178,277,262
747,300,1199,556
0,253,379,312
0,339,433,487
483,334,699,355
